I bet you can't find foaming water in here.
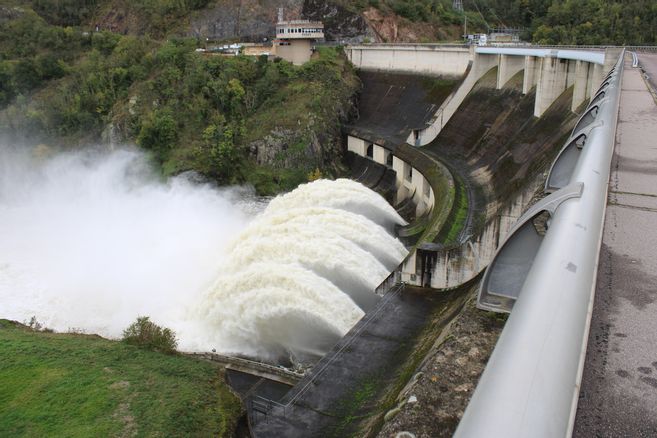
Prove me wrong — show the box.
[0,144,408,362]
[198,179,408,362]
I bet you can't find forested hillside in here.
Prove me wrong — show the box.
[0,0,654,192]
[0,1,359,194]
[334,0,657,44]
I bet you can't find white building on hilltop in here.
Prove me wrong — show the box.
[273,19,324,65]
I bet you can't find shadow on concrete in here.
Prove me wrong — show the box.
[346,71,460,148]
[250,284,468,437]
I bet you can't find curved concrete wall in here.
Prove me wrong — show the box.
[427,179,541,289]
[345,44,471,77]
[347,136,434,216]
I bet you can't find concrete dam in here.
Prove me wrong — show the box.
[246,44,641,437]
[2,39,648,437]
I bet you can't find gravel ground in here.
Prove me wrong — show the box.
[377,290,506,438]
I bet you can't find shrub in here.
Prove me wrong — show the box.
[137,110,178,161]
[122,316,178,354]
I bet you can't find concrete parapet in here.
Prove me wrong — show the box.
[497,54,525,89]
[345,44,471,76]
[428,181,539,289]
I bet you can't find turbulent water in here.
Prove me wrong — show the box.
[199,179,408,362]
[0,145,407,362]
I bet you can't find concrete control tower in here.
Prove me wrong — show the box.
[273,17,324,65]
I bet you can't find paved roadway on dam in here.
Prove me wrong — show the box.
[573,54,657,437]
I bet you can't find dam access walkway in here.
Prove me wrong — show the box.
[573,54,657,436]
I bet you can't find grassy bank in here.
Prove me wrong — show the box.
[0,319,241,437]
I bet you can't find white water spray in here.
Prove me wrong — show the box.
[198,179,408,362]
[0,144,408,361]
[0,145,253,348]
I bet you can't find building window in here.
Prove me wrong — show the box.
[366,144,374,158]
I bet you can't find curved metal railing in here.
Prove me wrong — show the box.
[455,50,625,437]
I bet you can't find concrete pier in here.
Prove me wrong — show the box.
[497,54,524,89]
[522,55,539,94]
[572,60,591,111]
[534,56,569,117]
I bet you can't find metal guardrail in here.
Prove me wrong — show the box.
[475,46,605,64]
[631,51,639,68]
[455,51,625,437]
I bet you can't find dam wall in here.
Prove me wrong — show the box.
[345,44,471,76]
[421,72,580,289]
[456,51,625,438]
[348,63,580,289]
[345,44,618,150]
[342,45,622,290]
[347,136,436,216]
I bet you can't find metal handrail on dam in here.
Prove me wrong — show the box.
[455,50,625,438]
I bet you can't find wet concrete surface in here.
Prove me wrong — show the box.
[376,290,506,438]
[250,286,465,438]
[573,56,657,437]
[226,369,292,402]
[346,71,459,148]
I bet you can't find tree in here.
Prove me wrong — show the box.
[137,110,178,161]
[201,121,242,182]
[122,316,178,354]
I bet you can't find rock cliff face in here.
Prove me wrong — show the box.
[363,7,460,43]
[190,0,303,42]
[248,128,321,169]
[301,0,373,43]
[190,0,374,43]
[0,6,24,24]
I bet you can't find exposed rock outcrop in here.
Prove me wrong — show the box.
[190,0,303,42]
[301,0,373,43]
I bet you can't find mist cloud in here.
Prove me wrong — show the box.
[0,144,256,350]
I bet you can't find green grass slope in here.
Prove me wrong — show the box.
[0,319,241,437]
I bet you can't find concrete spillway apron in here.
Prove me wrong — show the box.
[455,52,624,437]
